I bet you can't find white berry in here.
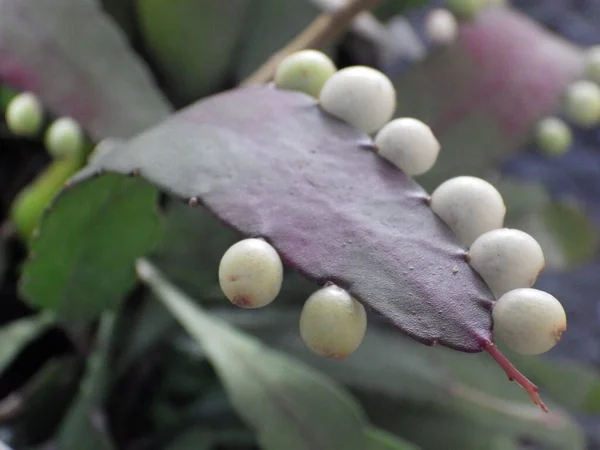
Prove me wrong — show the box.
[45,117,84,159]
[468,229,545,298]
[493,288,566,355]
[564,80,600,128]
[584,46,600,85]
[319,66,396,133]
[374,118,440,176]
[425,9,458,45]
[5,92,43,137]
[430,176,506,248]
[535,116,572,157]
[274,50,337,98]
[218,238,283,308]
[299,285,367,358]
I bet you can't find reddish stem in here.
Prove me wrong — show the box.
[484,341,548,413]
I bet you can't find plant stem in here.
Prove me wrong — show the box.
[447,382,561,426]
[484,341,548,413]
[242,0,382,86]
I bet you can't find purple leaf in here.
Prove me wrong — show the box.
[395,8,584,186]
[74,85,547,410]
[0,0,171,139]
[78,85,494,352]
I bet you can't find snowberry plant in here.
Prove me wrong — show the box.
[5,1,599,448]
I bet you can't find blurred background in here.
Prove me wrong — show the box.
[1,0,600,449]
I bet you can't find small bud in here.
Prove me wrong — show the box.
[469,229,545,298]
[446,0,487,20]
[493,288,566,355]
[319,66,396,133]
[430,176,506,248]
[274,50,337,98]
[535,116,572,157]
[5,92,43,137]
[44,117,84,159]
[374,118,440,176]
[584,46,600,85]
[564,80,600,128]
[299,285,367,358]
[425,9,458,45]
[218,238,283,308]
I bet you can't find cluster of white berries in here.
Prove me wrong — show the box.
[535,45,600,156]
[430,176,566,355]
[217,48,566,360]
[218,238,366,358]
[4,91,84,159]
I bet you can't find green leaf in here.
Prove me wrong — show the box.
[20,175,160,320]
[57,313,116,450]
[540,201,599,266]
[137,259,368,450]
[137,0,251,103]
[360,399,522,450]
[365,427,420,450]
[220,309,585,450]
[0,313,54,375]
[0,0,171,140]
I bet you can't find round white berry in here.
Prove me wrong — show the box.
[535,116,572,157]
[319,66,396,133]
[5,92,43,137]
[45,117,84,159]
[374,118,440,176]
[299,285,367,358]
[218,238,283,308]
[274,50,337,98]
[468,229,545,298]
[430,176,506,248]
[493,288,566,355]
[425,9,458,45]
[584,46,600,85]
[564,80,600,128]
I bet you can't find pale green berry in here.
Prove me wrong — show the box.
[218,238,283,308]
[564,80,600,128]
[5,92,43,136]
[468,229,545,298]
[584,46,600,85]
[299,285,367,358]
[44,117,84,159]
[535,117,572,157]
[446,0,487,20]
[430,176,506,248]
[425,8,458,45]
[374,118,440,176]
[493,288,566,355]
[319,66,396,133]
[274,50,337,98]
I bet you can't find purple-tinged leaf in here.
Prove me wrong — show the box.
[74,85,548,410]
[394,8,584,186]
[0,0,171,139]
[81,85,493,350]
